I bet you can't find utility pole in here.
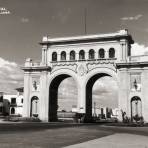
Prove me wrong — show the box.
[84,8,87,35]
[94,102,96,116]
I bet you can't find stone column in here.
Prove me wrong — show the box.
[86,51,89,60]
[76,52,79,61]
[95,50,98,59]
[141,70,148,122]
[105,50,108,59]
[120,40,128,62]
[118,70,130,121]
[67,51,70,61]
[39,71,49,122]
[57,51,61,61]
[42,45,48,65]
[23,72,31,117]
[77,78,86,114]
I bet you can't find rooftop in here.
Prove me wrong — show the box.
[40,29,134,45]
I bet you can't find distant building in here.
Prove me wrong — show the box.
[72,105,118,119]
[3,87,24,116]
[0,92,4,116]
[71,105,78,113]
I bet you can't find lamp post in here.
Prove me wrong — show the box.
[94,102,96,117]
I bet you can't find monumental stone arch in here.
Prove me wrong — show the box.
[22,29,148,122]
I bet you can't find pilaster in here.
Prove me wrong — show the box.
[23,72,31,117]
[39,71,49,121]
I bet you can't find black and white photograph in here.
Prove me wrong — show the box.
[0,0,148,147]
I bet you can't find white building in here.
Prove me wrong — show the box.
[3,87,24,116]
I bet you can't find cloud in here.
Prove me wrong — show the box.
[21,18,29,23]
[52,8,72,24]
[131,43,148,56]
[58,76,118,111]
[121,14,142,21]
[0,57,23,94]
[0,7,10,15]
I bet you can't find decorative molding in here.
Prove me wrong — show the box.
[77,64,88,76]
[22,66,51,72]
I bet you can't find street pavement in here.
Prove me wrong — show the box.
[0,122,147,147]
[64,133,148,148]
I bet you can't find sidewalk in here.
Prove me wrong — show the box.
[64,133,148,148]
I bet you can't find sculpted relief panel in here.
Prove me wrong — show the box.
[51,62,77,74]
[51,60,117,75]
[32,76,40,91]
[77,64,88,76]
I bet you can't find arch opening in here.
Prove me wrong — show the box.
[85,73,118,122]
[49,74,78,122]
[61,51,66,61]
[79,50,85,60]
[70,51,75,61]
[52,52,57,61]
[89,49,95,59]
[30,96,39,117]
[131,96,142,122]
[11,107,15,115]
[98,48,105,58]
[109,48,115,58]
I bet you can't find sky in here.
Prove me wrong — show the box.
[0,0,148,109]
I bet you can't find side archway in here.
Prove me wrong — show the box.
[131,96,142,122]
[30,96,39,117]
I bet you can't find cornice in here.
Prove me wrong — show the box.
[22,66,51,72]
[116,62,148,69]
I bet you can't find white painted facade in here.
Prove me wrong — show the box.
[3,89,23,116]
[22,29,148,123]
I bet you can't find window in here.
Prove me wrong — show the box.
[98,48,105,58]
[11,98,16,104]
[61,51,66,61]
[79,50,85,60]
[70,51,75,60]
[52,52,57,61]
[21,99,23,103]
[0,107,3,113]
[0,96,3,102]
[11,108,15,114]
[109,48,115,58]
[89,49,95,59]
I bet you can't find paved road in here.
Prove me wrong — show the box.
[0,123,148,148]
[64,133,148,148]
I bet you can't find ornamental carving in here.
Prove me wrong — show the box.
[32,76,40,91]
[77,64,87,76]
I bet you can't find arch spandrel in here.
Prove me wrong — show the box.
[48,68,80,89]
[84,67,119,87]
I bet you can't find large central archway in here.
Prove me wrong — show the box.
[49,74,78,122]
[85,73,118,122]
